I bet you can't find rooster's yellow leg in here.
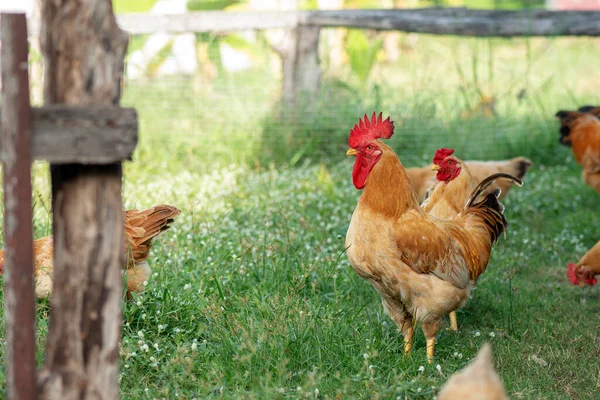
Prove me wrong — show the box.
[426,337,436,364]
[381,297,414,355]
[449,311,458,332]
[421,320,440,365]
[403,325,414,355]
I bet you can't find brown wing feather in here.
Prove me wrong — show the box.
[124,205,181,264]
[396,173,522,287]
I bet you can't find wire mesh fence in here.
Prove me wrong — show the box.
[118,27,600,171]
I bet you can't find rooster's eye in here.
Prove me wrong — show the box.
[366,145,373,150]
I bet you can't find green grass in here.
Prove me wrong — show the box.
[1,34,600,398]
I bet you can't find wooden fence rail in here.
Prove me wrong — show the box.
[108,9,600,36]
[24,8,600,106]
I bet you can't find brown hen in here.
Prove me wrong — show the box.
[0,204,180,298]
[556,106,600,194]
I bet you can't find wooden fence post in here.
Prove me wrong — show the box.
[274,25,322,108]
[36,0,129,398]
[0,12,37,400]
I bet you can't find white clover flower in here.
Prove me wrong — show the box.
[153,343,159,350]
[137,331,144,338]
[489,331,496,338]
[436,364,442,373]
[184,284,191,290]
[418,366,425,373]
[141,314,146,319]
[136,301,142,307]
[474,331,481,337]
[191,342,197,351]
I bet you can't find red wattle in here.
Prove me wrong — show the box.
[352,155,369,189]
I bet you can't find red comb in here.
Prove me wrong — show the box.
[433,148,455,165]
[348,112,394,148]
[567,262,579,285]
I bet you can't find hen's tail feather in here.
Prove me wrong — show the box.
[125,205,181,263]
[512,157,532,180]
[577,105,600,114]
[464,173,522,244]
[556,107,600,138]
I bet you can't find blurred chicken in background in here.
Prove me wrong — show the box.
[556,105,600,195]
[566,239,600,288]
[407,156,532,203]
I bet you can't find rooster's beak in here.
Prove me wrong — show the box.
[346,148,358,157]
[432,165,440,171]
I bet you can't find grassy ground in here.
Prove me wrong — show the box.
[1,34,600,398]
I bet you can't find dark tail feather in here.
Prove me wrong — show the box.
[464,173,523,244]
[466,173,523,208]
[577,105,600,113]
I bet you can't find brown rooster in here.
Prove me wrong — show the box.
[0,204,180,298]
[422,148,520,331]
[556,106,600,195]
[438,343,508,400]
[422,148,478,332]
[345,112,522,363]
[407,156,531,203]
[566,239,600,288]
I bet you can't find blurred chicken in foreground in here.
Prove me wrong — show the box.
[438,343,508,400]
[408,156,532,203]
[555,105,600,195]
[0,205,180,298]
[566,239,600,288]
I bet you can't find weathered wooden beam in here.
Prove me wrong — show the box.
[34,106,137,163]
[0,12,37,400]
[302,8,600,37]
[37,0,130,398]
[107,9,600,37]
[115,10,300,34]
[0,106,138,164]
